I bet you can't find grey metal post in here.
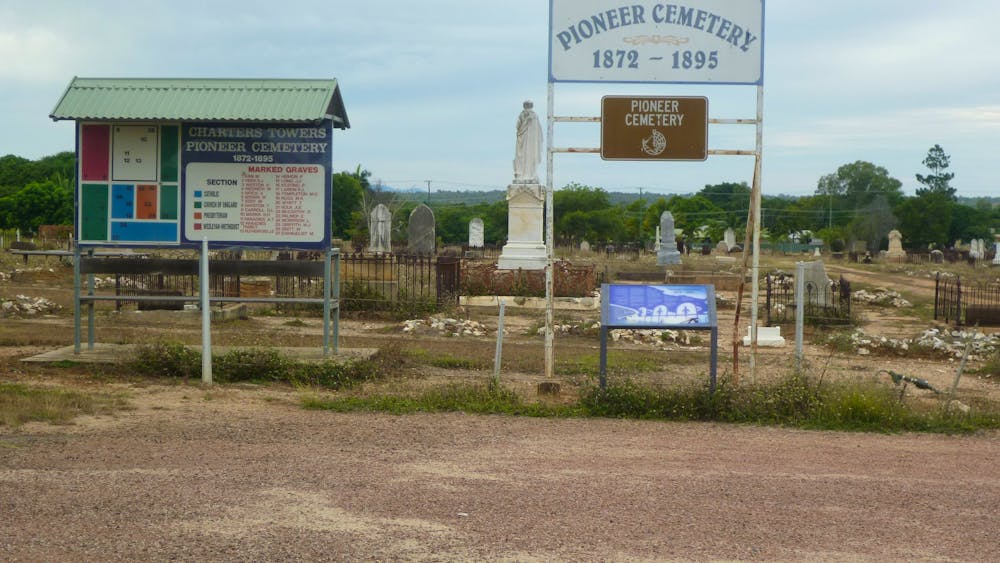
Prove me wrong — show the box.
[200,238,212,385]
[73,241,81,354]
[323,246,332,358]
[332,248,340,354]
[599,326,608,391]
[492,300,506,384]
[795,261,806,371]
[710,327,718,393]
[87,248,95,350]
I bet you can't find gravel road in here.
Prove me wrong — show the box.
[2,385,998,561]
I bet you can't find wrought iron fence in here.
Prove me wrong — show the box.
[935,274,1000,326]
[764,272,853,326]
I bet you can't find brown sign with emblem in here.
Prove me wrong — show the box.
[601,96,708,161]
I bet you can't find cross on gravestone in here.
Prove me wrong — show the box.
[368,204,392,254]
[407,204,436,254]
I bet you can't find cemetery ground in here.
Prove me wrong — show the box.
[2,251,999,560]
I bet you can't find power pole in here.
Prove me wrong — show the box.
[425,180,431,203]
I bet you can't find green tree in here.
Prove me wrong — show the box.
[895,191,953,249]
[815,161,904,214]
[331,171,363,238]
[0,179,73,231]
[915,144,956,199]
[848,194,897,251]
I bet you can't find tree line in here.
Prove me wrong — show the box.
[3,145,997,251]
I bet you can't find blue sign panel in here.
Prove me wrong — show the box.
[181,122,333,249]
[604,283,716,328]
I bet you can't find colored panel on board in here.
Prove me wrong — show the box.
[160,125,179,182]
[110,221,178,243]
[136,185,158,219]
[80,125,110,181]
[80,184,109,241]
[111,184,135,219]
[160,185,178,220]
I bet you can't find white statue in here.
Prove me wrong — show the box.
[513,100,543,184]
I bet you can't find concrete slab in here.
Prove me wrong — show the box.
[22,344,378,365]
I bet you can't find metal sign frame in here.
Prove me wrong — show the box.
[598,283,718,391]
[543,0,766,383]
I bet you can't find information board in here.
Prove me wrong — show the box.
[599,283,719,391]
[181,123,331,248]
[76,121,333,248]
[601,96,708,160]
[549,0,764,84]
[603,283,716,328]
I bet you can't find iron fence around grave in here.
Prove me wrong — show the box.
[338,252,460,313]
[935,274,1000,326]
[763,272,853,326]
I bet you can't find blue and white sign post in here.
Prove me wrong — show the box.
[600,283,719,392]
[546,0,765,383]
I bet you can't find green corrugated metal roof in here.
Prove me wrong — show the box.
[50,77,349,128]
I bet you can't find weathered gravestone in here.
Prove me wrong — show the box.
[800,260,832,307]
[886,230,906,260]
[580,240,591,252]
[656,211,681,265]
[715,240,729,254]
[723,227,736,251]
[468,218,484,248]
[407,204,436,254]
[970,239,982,259]
[368,204,392,254]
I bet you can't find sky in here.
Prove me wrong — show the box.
[1,0,998,198]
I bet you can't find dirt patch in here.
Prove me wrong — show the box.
[2,383,998,561]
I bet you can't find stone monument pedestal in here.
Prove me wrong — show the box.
[498,183,547,270]
[656,211,681,266]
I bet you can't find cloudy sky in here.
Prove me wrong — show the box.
[1,0,998,197]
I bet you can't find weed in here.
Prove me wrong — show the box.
[0,383,128,428]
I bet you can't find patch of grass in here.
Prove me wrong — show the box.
[556,350,666,376]
[0,383,128,428]
[579,373,1000,433]
[283,318,307,327]
[407,349,490,370]
[126,342,386,390]
[302,380,573,417]
[301,372,1000,434]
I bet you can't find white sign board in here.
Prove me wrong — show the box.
[184,162,326,244]
[549,0,764,84]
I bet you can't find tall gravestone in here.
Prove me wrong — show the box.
[993,236,1000,265]
[656,211,681,265]
[468,218,484,248]
[886,229,906,260]
[407,204,436,254]
[368,203,392,254]
[723,227,736,251]
[970,239,982,259]
[499,100,547,270]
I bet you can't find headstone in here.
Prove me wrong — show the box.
[886,229,906,260]
[800,260,831,306]
[994,237,1000,265]
[723,227,736,251]
[468,218,484,248]
[407,204,436,254]
[715,240,729,254]
[656,211,681,265]
[654,226,661,252]
[969,239,981,259]
[580,240,591,252]
[368,204,392,254]
[499,101,547,270]
[930,249,944,264]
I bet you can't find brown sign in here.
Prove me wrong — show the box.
[601,96,708,161]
